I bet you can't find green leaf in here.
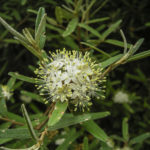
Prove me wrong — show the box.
[130,132,150,145]
[47,24,63,34]
[35,7,46,49]
[46,17,57,26]
[48,101,68,126]
[61,8,73,20]
[129,38,144,55]
[0,122,11,129]
[48,111,110,130]
[83,137,89,150]
[7,77,16,90]
[21,90,44,103]
[62,17,78,37]
[78,23,102,39]
[21,104,38,141]
[56,129,82,150]
[122,117,129,141]
[5,112,25,123]
[3,39,19,44]
[101,54,123,69]
[0,123,12,145]
[101,20,122,39]
[55,6,63,24]
[0,98,7,115]
[15,36,42,60]
[0,128,31,139]
[0,17,28,44]
[127,49,150,62]
[0,144,39,150]
[35,7,45,33]
[86,17,109,24]
[82,120,108,142]
[0,13,13,20]
[105,39,131,48]
[0,138,12,145]
[8,72,36,83]
[123,103,134,114]
[81,42,111,57]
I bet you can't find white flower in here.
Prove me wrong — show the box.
[35,48,105,111]
[113,91,129,104]
[1,85,12,100]
[55,138,65,145]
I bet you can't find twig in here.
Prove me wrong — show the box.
[34,102,55,130]
[35,102,56,148]
[0,117,24,126]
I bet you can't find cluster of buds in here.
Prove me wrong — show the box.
[35,48,106,111]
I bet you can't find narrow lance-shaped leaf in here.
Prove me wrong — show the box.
[21,104,38,141]
[23,28,35,45]
[105,39,131,48]
[81,42,111,57]
[78,23,102,39]
[35,7,45,33]
[86,17,110,24]
[0,98,7,115]
[0,112,110,139]
[35,7,46,49]
[5,112,25,123]
[127,49,150,62]
[55,6,63,24]
[82,120,108,142]
[83,137,89,150]
[129,132,150,145]
[0,128,31,139]
[101,54,123,69]
[21,90,44,103]
[122,117,129,141]
[63,17,78,37]
[0,138,12,146]
[14,36,42,60]
[48,111,110,131]
[0,17,28,44]
[7,77,16,90]
[8,72,36,83]
[129,38,144,55]
[48,101,68,126]
[0,144,40,150]
[101,20,122,40]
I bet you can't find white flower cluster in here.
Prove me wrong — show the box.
[35,48,105,111]
[113,91,129,104]
[1,85,12,100]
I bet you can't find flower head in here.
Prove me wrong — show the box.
[113,91,129,104]
[35,48,105,111]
